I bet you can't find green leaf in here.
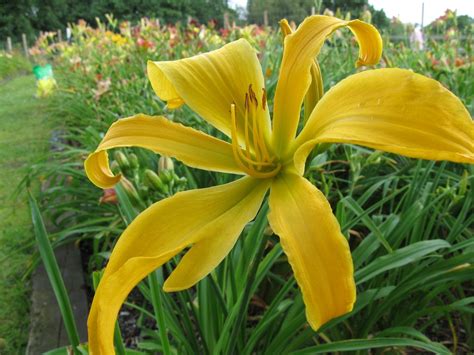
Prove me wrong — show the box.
[28,191,81,354]
[355,240,451,284]
[290,337,450,354]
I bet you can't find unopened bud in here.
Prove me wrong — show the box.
[145,169,169,194]
[160,169,173,184]
[129,153,139,169]
[158,155,174,172]
[120,177,140,203]
[115,151,130,171]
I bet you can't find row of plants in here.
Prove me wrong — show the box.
[0,52,31,81]
[24,13,473,354]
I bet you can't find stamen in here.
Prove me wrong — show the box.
[230,104,252,174]
[257,125,271,162]
[252,110,263,167]
[252,88,271,163]
[261,88,267,111]
[244,94,251,159]
[247,85,264,165]
[229,89,280,179]
[237,148,275,166]
[249,84,258,108]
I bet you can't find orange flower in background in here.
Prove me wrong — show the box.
[99,188,118,204]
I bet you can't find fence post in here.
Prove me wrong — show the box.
[7,37,12,52]
[311,6,315,15]
[224,12,230,29]
[22,33,29,57]
[263,10,269,27]
[58,29,62,42]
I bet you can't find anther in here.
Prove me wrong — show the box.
[248,84,258,108]
[261,88,267,111]
[230,102,280,179]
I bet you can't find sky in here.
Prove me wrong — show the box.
[228,0,474,25]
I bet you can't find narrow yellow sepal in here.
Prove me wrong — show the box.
[84,114,243,189]
[272,15,382,155]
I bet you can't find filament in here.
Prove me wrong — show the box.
[229,92,280,179]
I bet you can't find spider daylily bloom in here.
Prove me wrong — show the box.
[85,15,474,354]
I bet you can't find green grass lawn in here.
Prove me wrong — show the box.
[0,75,53,353]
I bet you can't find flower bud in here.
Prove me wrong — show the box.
[120,176,141,203]
[158,155,174,172]
[160,169,173,184]
[114,151,130,171]
[145,169,169,194]
[129,153,139,169]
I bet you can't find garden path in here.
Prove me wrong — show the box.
[0,75,52,354]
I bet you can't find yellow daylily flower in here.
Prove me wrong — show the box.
[84,15,474,354]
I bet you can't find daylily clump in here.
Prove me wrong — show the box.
[84,15,474,354]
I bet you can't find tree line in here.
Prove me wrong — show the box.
[247,0,390,29]
[0,0,234,41]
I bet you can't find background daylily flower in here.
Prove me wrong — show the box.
[84,15,474,354]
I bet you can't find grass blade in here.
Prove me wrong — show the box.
[290,337,450,354]
[28,190,81,353]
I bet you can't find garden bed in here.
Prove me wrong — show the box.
[24,14,474,354]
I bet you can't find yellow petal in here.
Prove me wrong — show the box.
[147,39,271,141]
[293,68,474,174]
[84,114,242,189]
[268,173,355,330]
[272,15,382,155]
[88,176,270,354]
[280,19,324,124]
[164,183,270,291]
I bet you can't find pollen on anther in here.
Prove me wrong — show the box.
[262,88,267,110]
[248,84,258,108]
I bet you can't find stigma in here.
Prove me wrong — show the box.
[230,85,280,178]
